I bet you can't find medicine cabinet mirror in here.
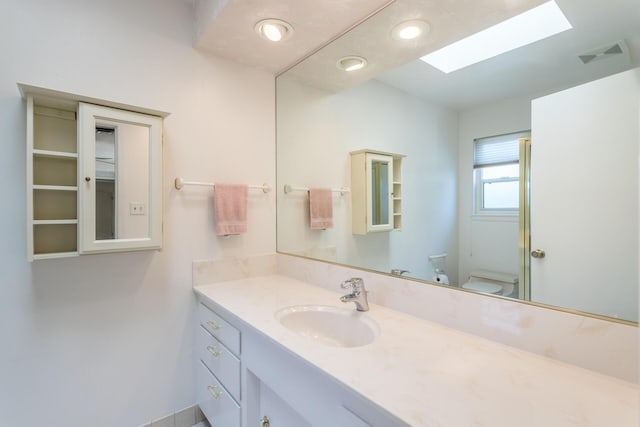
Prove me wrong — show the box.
[275,0,639,323]
[370,157,390,227]
[79,103,163,254]
[22,84,167,260]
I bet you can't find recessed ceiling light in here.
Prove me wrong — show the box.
[420,0,572,73]
[391,19,430,41]
[336,56,368,72]
[255,19,294,42]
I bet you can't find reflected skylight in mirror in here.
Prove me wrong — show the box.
[420,1,572,73]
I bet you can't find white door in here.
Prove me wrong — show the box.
[529,69,638,321]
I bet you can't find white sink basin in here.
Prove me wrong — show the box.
[275,305,379,347]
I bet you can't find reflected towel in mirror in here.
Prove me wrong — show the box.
[309,188,333,230]
[214,183,248,236]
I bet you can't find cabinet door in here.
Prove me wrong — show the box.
[366,153,393,232]
[198,326,241,402]
[197,361,240,427]
[78,103,163,254]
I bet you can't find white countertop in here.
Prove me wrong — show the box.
[194,275,638,427]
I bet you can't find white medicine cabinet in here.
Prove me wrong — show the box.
[21,83,167,261]
[350,149,404,235]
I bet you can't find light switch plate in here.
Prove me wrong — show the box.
[130,202,145,215]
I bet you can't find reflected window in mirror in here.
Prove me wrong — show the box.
[473,131,529,215]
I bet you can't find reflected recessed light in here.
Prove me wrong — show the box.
[420,0,572,73]
[392,19,430,41]
[255,19,294,42]
[336,56,368,72]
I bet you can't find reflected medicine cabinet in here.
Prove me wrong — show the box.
[21,84,167,261]
[350,149,404,234]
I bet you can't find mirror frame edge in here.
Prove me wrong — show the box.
[275,251,638,327]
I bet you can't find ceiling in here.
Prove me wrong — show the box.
[377,0,640,109]
[195,0,640,110]
[193,0,394,73]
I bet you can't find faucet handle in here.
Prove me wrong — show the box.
[340,279,355,290]
[341,277,364,290]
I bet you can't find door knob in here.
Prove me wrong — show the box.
[531,249,546,258]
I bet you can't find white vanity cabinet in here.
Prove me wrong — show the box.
[195,297,407,427]
[196,303,241,426]
[350,149,404,234]
[21,84,167,261]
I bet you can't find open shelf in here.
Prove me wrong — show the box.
[28,99,79,261]
[33,189,77,220]
[33,149,78,159]
[33,219,79,225]
[32,184,78,191]
[33,223,78,255]
[33,252,79,261]
[33,156,77,187]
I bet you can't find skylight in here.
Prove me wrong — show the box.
[420,1,572,73]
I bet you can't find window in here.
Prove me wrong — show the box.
[473,131,529,214]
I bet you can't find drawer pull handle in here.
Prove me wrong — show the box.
[207,345,222,357]
[206,320,221,330]
[207,385,221,399]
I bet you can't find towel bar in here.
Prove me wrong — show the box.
[174,177,271,193]
[284,184,349,196]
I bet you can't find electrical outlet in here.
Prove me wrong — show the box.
[130,203,145,215]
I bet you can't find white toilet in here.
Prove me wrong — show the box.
[462,270,518,297]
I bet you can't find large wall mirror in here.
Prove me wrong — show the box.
[276,0,639,323]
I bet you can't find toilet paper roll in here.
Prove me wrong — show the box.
[434,273,450,285]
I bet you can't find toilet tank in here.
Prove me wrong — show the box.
[469,269,518,285]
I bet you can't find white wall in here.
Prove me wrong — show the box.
[457,96,532,285]
[0,1,275,426]
[277,78,459,282]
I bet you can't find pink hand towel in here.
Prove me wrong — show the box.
[309,188,333,230]
[214,183,248,236]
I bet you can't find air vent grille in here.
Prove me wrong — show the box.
[579,41,627,64]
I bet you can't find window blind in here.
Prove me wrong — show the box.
[473,131,529,168]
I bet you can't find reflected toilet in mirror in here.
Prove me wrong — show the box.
[462,270,518,298]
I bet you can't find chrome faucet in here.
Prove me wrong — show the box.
[391,269,410,276]
[340,278,369,312]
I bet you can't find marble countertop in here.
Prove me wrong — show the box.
[194,275,638,427]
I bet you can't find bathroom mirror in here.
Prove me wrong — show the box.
[371,159,390,226]
[79,103,163,254]
[276,0,639,323]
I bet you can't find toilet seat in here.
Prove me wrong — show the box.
[462,281,503,294]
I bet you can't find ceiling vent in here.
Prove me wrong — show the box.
[578,40,628,64]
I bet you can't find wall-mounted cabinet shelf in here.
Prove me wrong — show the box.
[392,156,403,231]
[350,149,404,234]
[21,83,168,261]
[26,96,78,261]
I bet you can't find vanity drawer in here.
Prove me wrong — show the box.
[197,361,240,427]
[198,303,240,356]
[198,325,241,402]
